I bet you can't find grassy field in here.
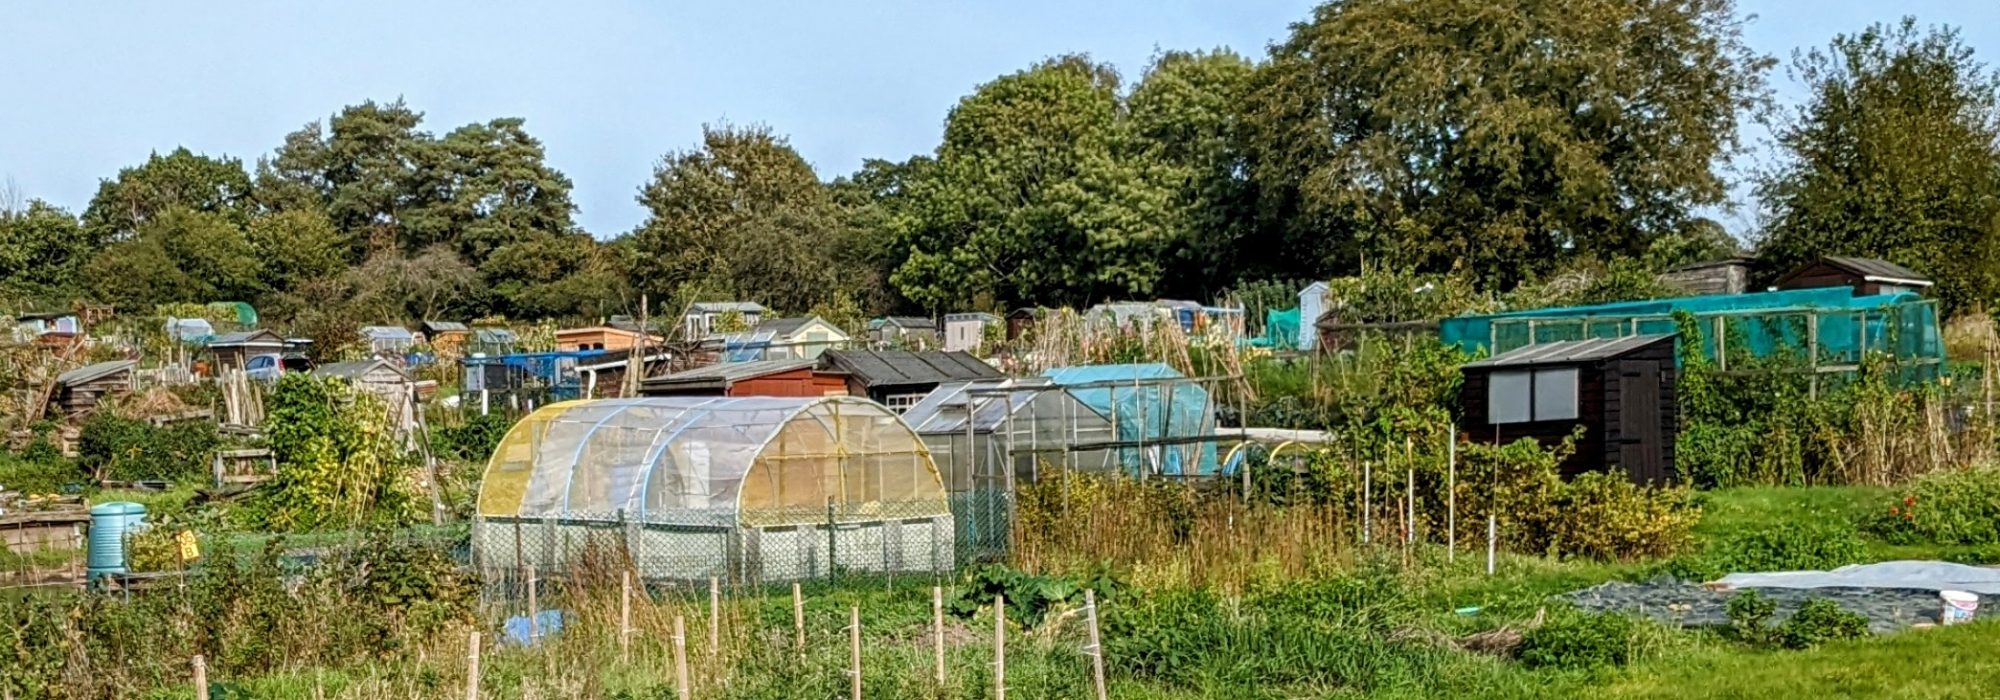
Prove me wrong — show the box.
[26,485,2000,699]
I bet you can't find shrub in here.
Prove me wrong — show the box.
[1518,609,1640,669]
[77,414,220,484]
[264,374,425,530]
[429,411,510,463]
[0,453,86,494]
[1696,518,1866,577]
[1873,466,2000,545]
[1543,472,1699,561]
[1778,599,1869,649]
[1725,590,1778,646]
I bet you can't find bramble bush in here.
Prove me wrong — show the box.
[76,413,219,484]
[263,374,426,530]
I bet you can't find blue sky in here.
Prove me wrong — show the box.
[2,1,1995,239]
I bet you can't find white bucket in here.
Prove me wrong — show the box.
[1940,590,1979,625]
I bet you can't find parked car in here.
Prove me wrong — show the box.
[245,353,314,382]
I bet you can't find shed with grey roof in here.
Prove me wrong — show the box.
[1460,334,1677,484]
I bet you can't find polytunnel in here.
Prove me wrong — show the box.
[473,396,954,583]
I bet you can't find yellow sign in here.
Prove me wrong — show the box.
[176,530,201,561]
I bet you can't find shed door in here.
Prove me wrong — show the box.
[1616,361,1665,484]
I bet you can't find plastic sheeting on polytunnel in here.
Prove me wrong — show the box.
[476,396,949,528]
[1041,364,1220,477]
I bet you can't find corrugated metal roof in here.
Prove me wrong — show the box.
[689,301,768,314]
[362,325,415,340]
[422,320,469,333]
[313,359,410,382]
[209,330,284,347]
[1821,255,1932,285]
[644,358,818,387]
[57,360,135,386]
[755,317,818,338]
[1462,334,1675,369]
[821,350,1001,387]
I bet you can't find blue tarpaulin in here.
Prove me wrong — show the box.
[1042,363,1219,476]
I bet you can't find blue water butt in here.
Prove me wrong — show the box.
[87,502,147,580]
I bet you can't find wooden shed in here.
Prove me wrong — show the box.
[639,359,849,398]
[54,360,136,416]
[555,326,661,352]
[819,349,1003,412]
[1459,334,1678,485]
[1659,257,1752,296]
[1005,308,1039,341]
[1776,256,1934,297]
[420,321,470,353]
[207,330,285,373]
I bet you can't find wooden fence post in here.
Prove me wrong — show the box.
[793,581,806,653]
[850,606,863,700]
[1447,429,1457,563]
[621,570,633,664]
[526,565,540,642]
[1085,590,1107,700]
[933,585,946,686]
[709,576,721,657]
[465,631,481,700]
[192,654,209,700]
[994,594,1006,700]
[674,615,691,700]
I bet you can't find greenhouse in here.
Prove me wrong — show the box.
[1043,364,1221,476]
[473,396,954,583]
[1439,288,1945,374]
[900,379,1118,562]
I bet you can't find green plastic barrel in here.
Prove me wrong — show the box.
[87,502,147,579]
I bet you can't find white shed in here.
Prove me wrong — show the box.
[1298,282,1331,351]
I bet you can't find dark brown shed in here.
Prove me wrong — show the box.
[1459,334,1678,485]
[1775,256,1933,297]
[818,349,1003,411]
[54,360,136,416]
[639,359,849,398]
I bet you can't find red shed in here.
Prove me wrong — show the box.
[639,359,849,398]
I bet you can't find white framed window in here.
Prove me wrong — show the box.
[1488,368,1579,424]
[884,393,925,414]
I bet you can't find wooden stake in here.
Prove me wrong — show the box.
[709,576,721,656]
[1486,514,1497,576]
[1084,590,1107,700]
[793,581,806,653]
[1447,429,1457,563]
[1360,460,1376,548]
[192,654,209,700]
[674,615,691,700]
[526,566,539,643]
[933,586,946,686]
[465,631,481,700]
[620,570,633,664]
[849,605,863,700]
[994,594,1006,700]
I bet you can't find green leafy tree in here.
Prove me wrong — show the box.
[1128,49,1262,297]
[829,156,933,314]
[84,207,264,308]
[1243,0,1771,287]
[626,124,845,314]
[1754,18,2000,312]
[0,200,92,302]
[81,148,253,243]
[893,55,1180,310]
[260,100,429,253]
[246,208,351,295]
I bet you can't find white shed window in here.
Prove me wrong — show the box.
[1489,368,1579,424]
[884,393,925,414]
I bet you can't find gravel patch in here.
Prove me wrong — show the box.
[1565,580,1945,633]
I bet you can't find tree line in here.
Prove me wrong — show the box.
[4,3,1999,336]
